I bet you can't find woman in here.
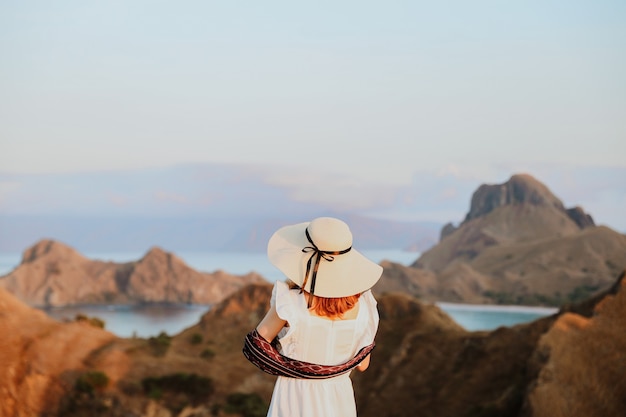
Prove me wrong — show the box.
[251,217,383,417]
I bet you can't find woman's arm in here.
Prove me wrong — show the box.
[256,304,287,342]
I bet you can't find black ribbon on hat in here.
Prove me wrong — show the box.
[301,227,352,307]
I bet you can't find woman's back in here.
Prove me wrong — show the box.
[265,280,379,417]
[273,281,378,365]
[253,217,383,417]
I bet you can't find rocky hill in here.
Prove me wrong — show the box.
[0,287,122,416]
[522,271,626,417]
[0,240,265,307]
[356,269,626,417]
[417,174,596,270]
[1,267,624,417]
[376,174,626,305]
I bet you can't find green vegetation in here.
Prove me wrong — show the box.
[190,332,203,344]
[605,259,618,270]
[200,348,215,360]
[57,371,112,415]
[141,373,214,406]
[75,314,106,329]
[148,331,172,356]
[484,284,602,306]
[483,291,559,306]
[74,371,109,394]
[568,284,601,302]
[224,392,268,417]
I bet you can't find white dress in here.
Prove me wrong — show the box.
[267,280,379,417]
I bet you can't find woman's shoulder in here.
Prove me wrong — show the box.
[361,289,378,307]
[273,280,300,300]
[360,290,379,325]
[272,280,305,322]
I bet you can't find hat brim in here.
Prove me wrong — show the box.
[267,222,383,298]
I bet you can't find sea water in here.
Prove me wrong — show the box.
[0,250,557,336]
[436,302,557,331]
[44,303,210,338]
[41,301,557,338]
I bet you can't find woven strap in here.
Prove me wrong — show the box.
[243,329,375,379]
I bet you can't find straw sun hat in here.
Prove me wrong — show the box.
[267,217,383,298]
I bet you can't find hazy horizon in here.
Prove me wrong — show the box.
[1,2,625,238]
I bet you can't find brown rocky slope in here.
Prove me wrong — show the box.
[0,287,124,417]
[354,269,625,417]
[522,270,626,417]
[2,269,624,417]
[0,239,265,307]
[375,174,626,305]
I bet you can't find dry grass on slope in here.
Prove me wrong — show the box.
[0,287,121,417]
[523,271,626,417]
[469,226,626,297]
[353,291,556,417]
[415,204,582,272]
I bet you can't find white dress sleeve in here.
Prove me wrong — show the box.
[271,280,303,358]
[356,290,379,349]
[272,280,298,324]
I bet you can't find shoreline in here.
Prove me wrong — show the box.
[436,301,559,315]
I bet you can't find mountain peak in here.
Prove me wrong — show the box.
[462,173,594,229]
[140,246,171,261]
[414,173,605,274]
[21,239,86,264]
[464,173,565,223]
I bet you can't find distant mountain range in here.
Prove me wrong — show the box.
[0,163,440,252]
[0,214,440,253]
[1,163,625,252]
[0,240,263,307]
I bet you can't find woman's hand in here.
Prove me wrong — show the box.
[356,354,371,372]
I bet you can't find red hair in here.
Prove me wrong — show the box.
[287,280,360,319]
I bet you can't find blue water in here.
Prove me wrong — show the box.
[42,301,557,338]
[0,249,557,337]
[44,304,210,338]
[436,303,556,332]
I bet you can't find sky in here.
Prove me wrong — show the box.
[1,1,625,229]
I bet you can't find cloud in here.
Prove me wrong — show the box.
[434,187,459,203]
[107,192,129,207]
[261,169,399,211]
[0,181,22,204]
[153,191,189,205]
[0,162,623,231]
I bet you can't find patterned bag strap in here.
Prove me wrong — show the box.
[242,329,375,379]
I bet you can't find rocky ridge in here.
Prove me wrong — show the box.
[462,173,584,224]
[375,174,626,305]
[0,240,265,307]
